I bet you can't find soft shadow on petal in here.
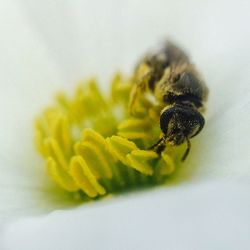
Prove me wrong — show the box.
[2,181,250,250]
[169,96,250,184]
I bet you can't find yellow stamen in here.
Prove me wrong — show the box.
[70,156,106,197]
[46,157,78,192]
[34,74,178,200]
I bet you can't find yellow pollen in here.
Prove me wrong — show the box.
[34,73,179,199]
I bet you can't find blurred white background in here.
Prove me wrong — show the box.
[0,0,250,249]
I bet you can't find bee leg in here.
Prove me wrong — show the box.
[148,137,166,155]
[129,64,152,114]
[181,138,191,161]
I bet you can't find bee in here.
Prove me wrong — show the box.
[129,41,208,161]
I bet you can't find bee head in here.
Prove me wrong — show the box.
[160,105,205,145]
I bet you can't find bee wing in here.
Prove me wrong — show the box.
[136,40,189,70]
[160,40,190,65]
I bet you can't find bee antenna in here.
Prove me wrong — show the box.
[181,137,191,161]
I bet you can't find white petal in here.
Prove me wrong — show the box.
[176,96,250,182]
[0,0,249,225]
[2,180,250,250]
[0,0,78,220]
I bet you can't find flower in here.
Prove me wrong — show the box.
[0,0,250,249]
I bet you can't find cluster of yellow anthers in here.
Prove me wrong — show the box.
[34,74,178,199]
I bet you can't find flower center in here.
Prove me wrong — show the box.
[34,73,177,199]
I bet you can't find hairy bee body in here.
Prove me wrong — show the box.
[130,41,209,160]
[135,42,208,107]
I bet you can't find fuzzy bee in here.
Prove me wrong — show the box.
[129,41,208,161]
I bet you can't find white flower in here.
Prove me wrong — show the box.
[0,0,250,249]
